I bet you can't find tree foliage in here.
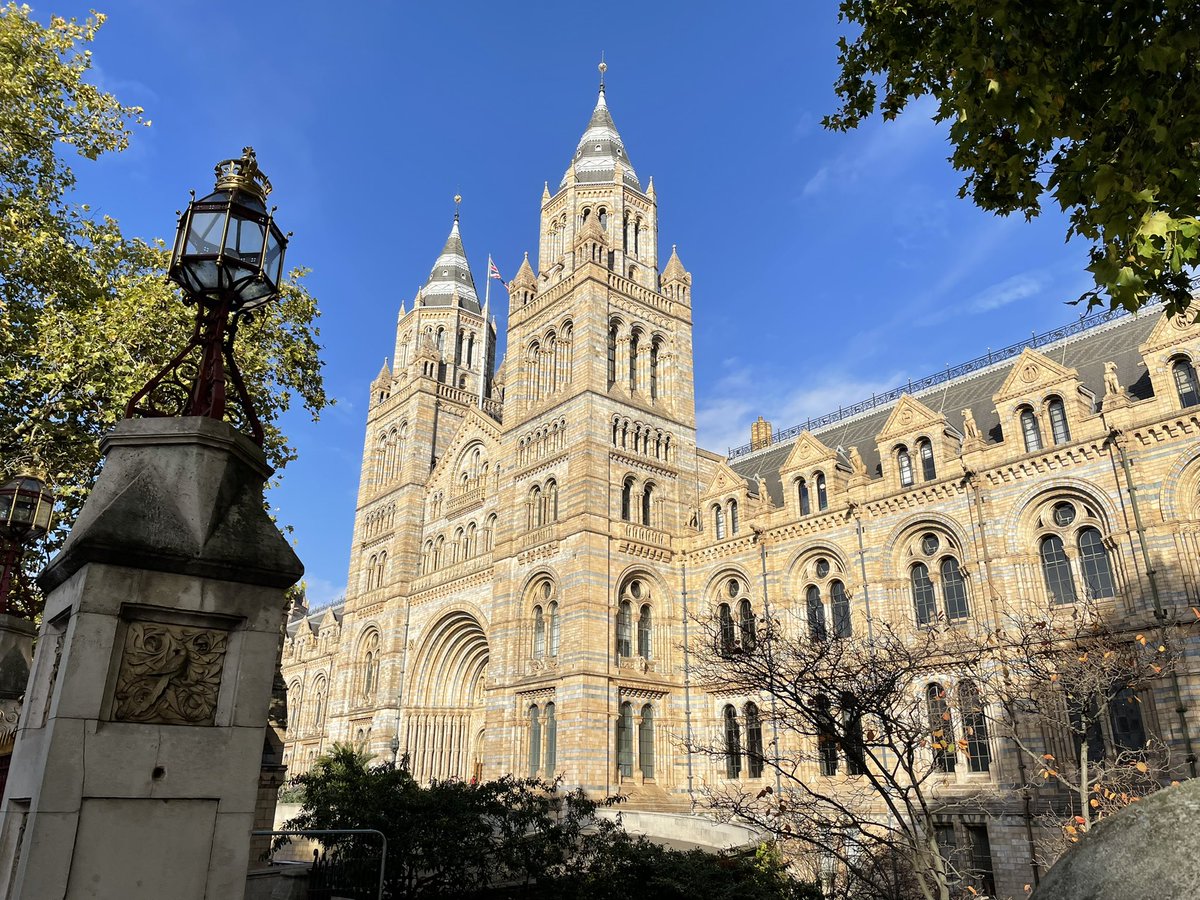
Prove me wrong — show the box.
[280,744,815,899]
[828,1,1200,316]
[0,4,327,543]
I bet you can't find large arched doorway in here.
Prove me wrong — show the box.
[406,610,489,781]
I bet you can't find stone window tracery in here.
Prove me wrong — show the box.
[802,555,852,640]
[905,530,970,625]
[1034,498,1115,603]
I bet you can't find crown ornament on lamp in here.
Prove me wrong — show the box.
[125,147,290,444]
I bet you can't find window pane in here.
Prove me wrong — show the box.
[549,601,560,657]
[898,448,914,487]
[842,693,866,775]
[739,598,756,649]
[959,681,991,772]
[639,705,655,778]
[1048,398,1071,444]
[1021,408,1043,452]
[529,706,541,777]
[533,606,546,657]
[911,563,937,625]
[637,604,652,658]
[816,696,838,776]
[940,558,970,620]
[724,706,742,778]
[920,440,936,481]
[926,684,956,773]
[816,472,828,511]
[729,500,740,534]
[745,703,765,778]
[1040,534,1078,604]
[1173,359,1200,408]
[719,603,736,655]
[617,703,634,777]
[807,585,827,641]
[617,601,632,657]
[1109,687,1147,750]
[831,580,852,638]
[1077,526,1115,599]
[799,478,811,516]
[714,506,726,540]
[965,825,996,896]
[544,703,557,773]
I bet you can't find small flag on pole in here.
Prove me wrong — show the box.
[488,258,505,282]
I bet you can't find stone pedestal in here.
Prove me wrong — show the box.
[0,418,302,900]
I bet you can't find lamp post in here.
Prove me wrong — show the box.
[390,734,400,766]
[0,470,54,619]
[125,147,289,444]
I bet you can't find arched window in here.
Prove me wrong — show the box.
[1020,406,1043,452]
[617,702,634,777]
[628,330,639,393]
[637,604,652,658]
[798,478,811,516]
[528,704,542,777]
[617,600,633,658]
[733,702,760,779]
[815,472,828,511]
[1077,526,1115,598]
[831,580,852,638]
[639,704,655,778]
[713,504,726,540]
[649,338,660,401]
[718,603,736,655]
[361,632,380,699]
[806,585,827,641]
[1109,686,1147,750]
[528,485,542,529]
[484,513,497,551]
[738,596,756,650]
[723,705,742,778]
[642,483,653,526]
[544,703,557,773]
[959,680,991,772]
[621,478,634,522]
[607,322,619,388]
[546,479,559,523]
[897,446,914,487]
[940,558,970,620]
[816,695,838,776]
[728,499,740,535]
[1172,357,1200,408]
[548,601,560,657]
[1040,534,1078,605]
[1047,397,1071,444]
[926,684,956,773]
[919,439,936,481]
[842,692,866,775]
[911,562,937,625]
[313,682,326,729]
[533,605,546,657]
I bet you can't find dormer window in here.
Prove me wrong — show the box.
[897,446,914,487]
[918,439,936,481]
[1172,357,1200,408]
[1047,396,1071,444]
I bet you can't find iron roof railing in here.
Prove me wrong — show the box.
[726,305,1134,460]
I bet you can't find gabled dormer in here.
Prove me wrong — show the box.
[778,431,843,517]
[700,462,757,542]
[1138,310,1200,414]
[992,348,1094,454]
[875,394,955,491]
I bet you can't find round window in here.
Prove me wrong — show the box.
[921,533,940,556]
[727,578,740,598]
[542,582,552,600]
[815,558,830,579]
[629,580,643,599]
[1053,502,1077,527]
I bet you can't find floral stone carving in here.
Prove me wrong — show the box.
[113,621,229,725]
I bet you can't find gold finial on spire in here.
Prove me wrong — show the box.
[453,193,462,220]
[598,52,607,89]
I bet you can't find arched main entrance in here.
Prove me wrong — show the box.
[406,610,488,781]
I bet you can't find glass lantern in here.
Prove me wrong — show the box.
[0,471,54,542]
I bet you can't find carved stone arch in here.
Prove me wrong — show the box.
[881,512,974,581]
[408,605,491,707]
[1158,442,1200,523]
[784,541,855,587]
[1004,476,1122,553]
[519,566,560,601]
[702,565,756,601]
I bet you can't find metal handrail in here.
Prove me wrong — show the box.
[726,305,1138,459]
[253,828,387,900]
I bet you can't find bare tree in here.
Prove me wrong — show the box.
[689,611,996,900]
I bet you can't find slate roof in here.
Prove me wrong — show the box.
[421,216,481,312]
[729,309,1162,505]
[560,85,641,191]
[287,602,345,639]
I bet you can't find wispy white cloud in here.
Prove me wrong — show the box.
[696,358,906,454]
[303,576,345,610]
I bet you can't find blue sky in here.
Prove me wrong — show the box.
[50,1,1094,607]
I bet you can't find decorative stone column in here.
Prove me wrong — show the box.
[0,417,303,900]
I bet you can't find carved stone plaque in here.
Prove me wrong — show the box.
[113,621,229,725]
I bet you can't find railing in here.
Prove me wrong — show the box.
[520,523,557,551]
[445,485,485,517]
[727,305,1138,459]
[621,522,670,547]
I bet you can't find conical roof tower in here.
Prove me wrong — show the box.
[421,209,480,312]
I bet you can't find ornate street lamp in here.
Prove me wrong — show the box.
[125,147,289,443]
[0,470,55,618]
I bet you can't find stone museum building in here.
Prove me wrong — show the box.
[281,77,1200,894]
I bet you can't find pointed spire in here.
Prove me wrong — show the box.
[663,244,688,282]
[513,251,536,288]
[398,299,406,317]
[375,358,391,381]
[647,176,655,198]
[542,181,551,202]
[421,204,481,312]
[560,62,640,191]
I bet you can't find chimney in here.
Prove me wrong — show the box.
[750,416,772,451]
